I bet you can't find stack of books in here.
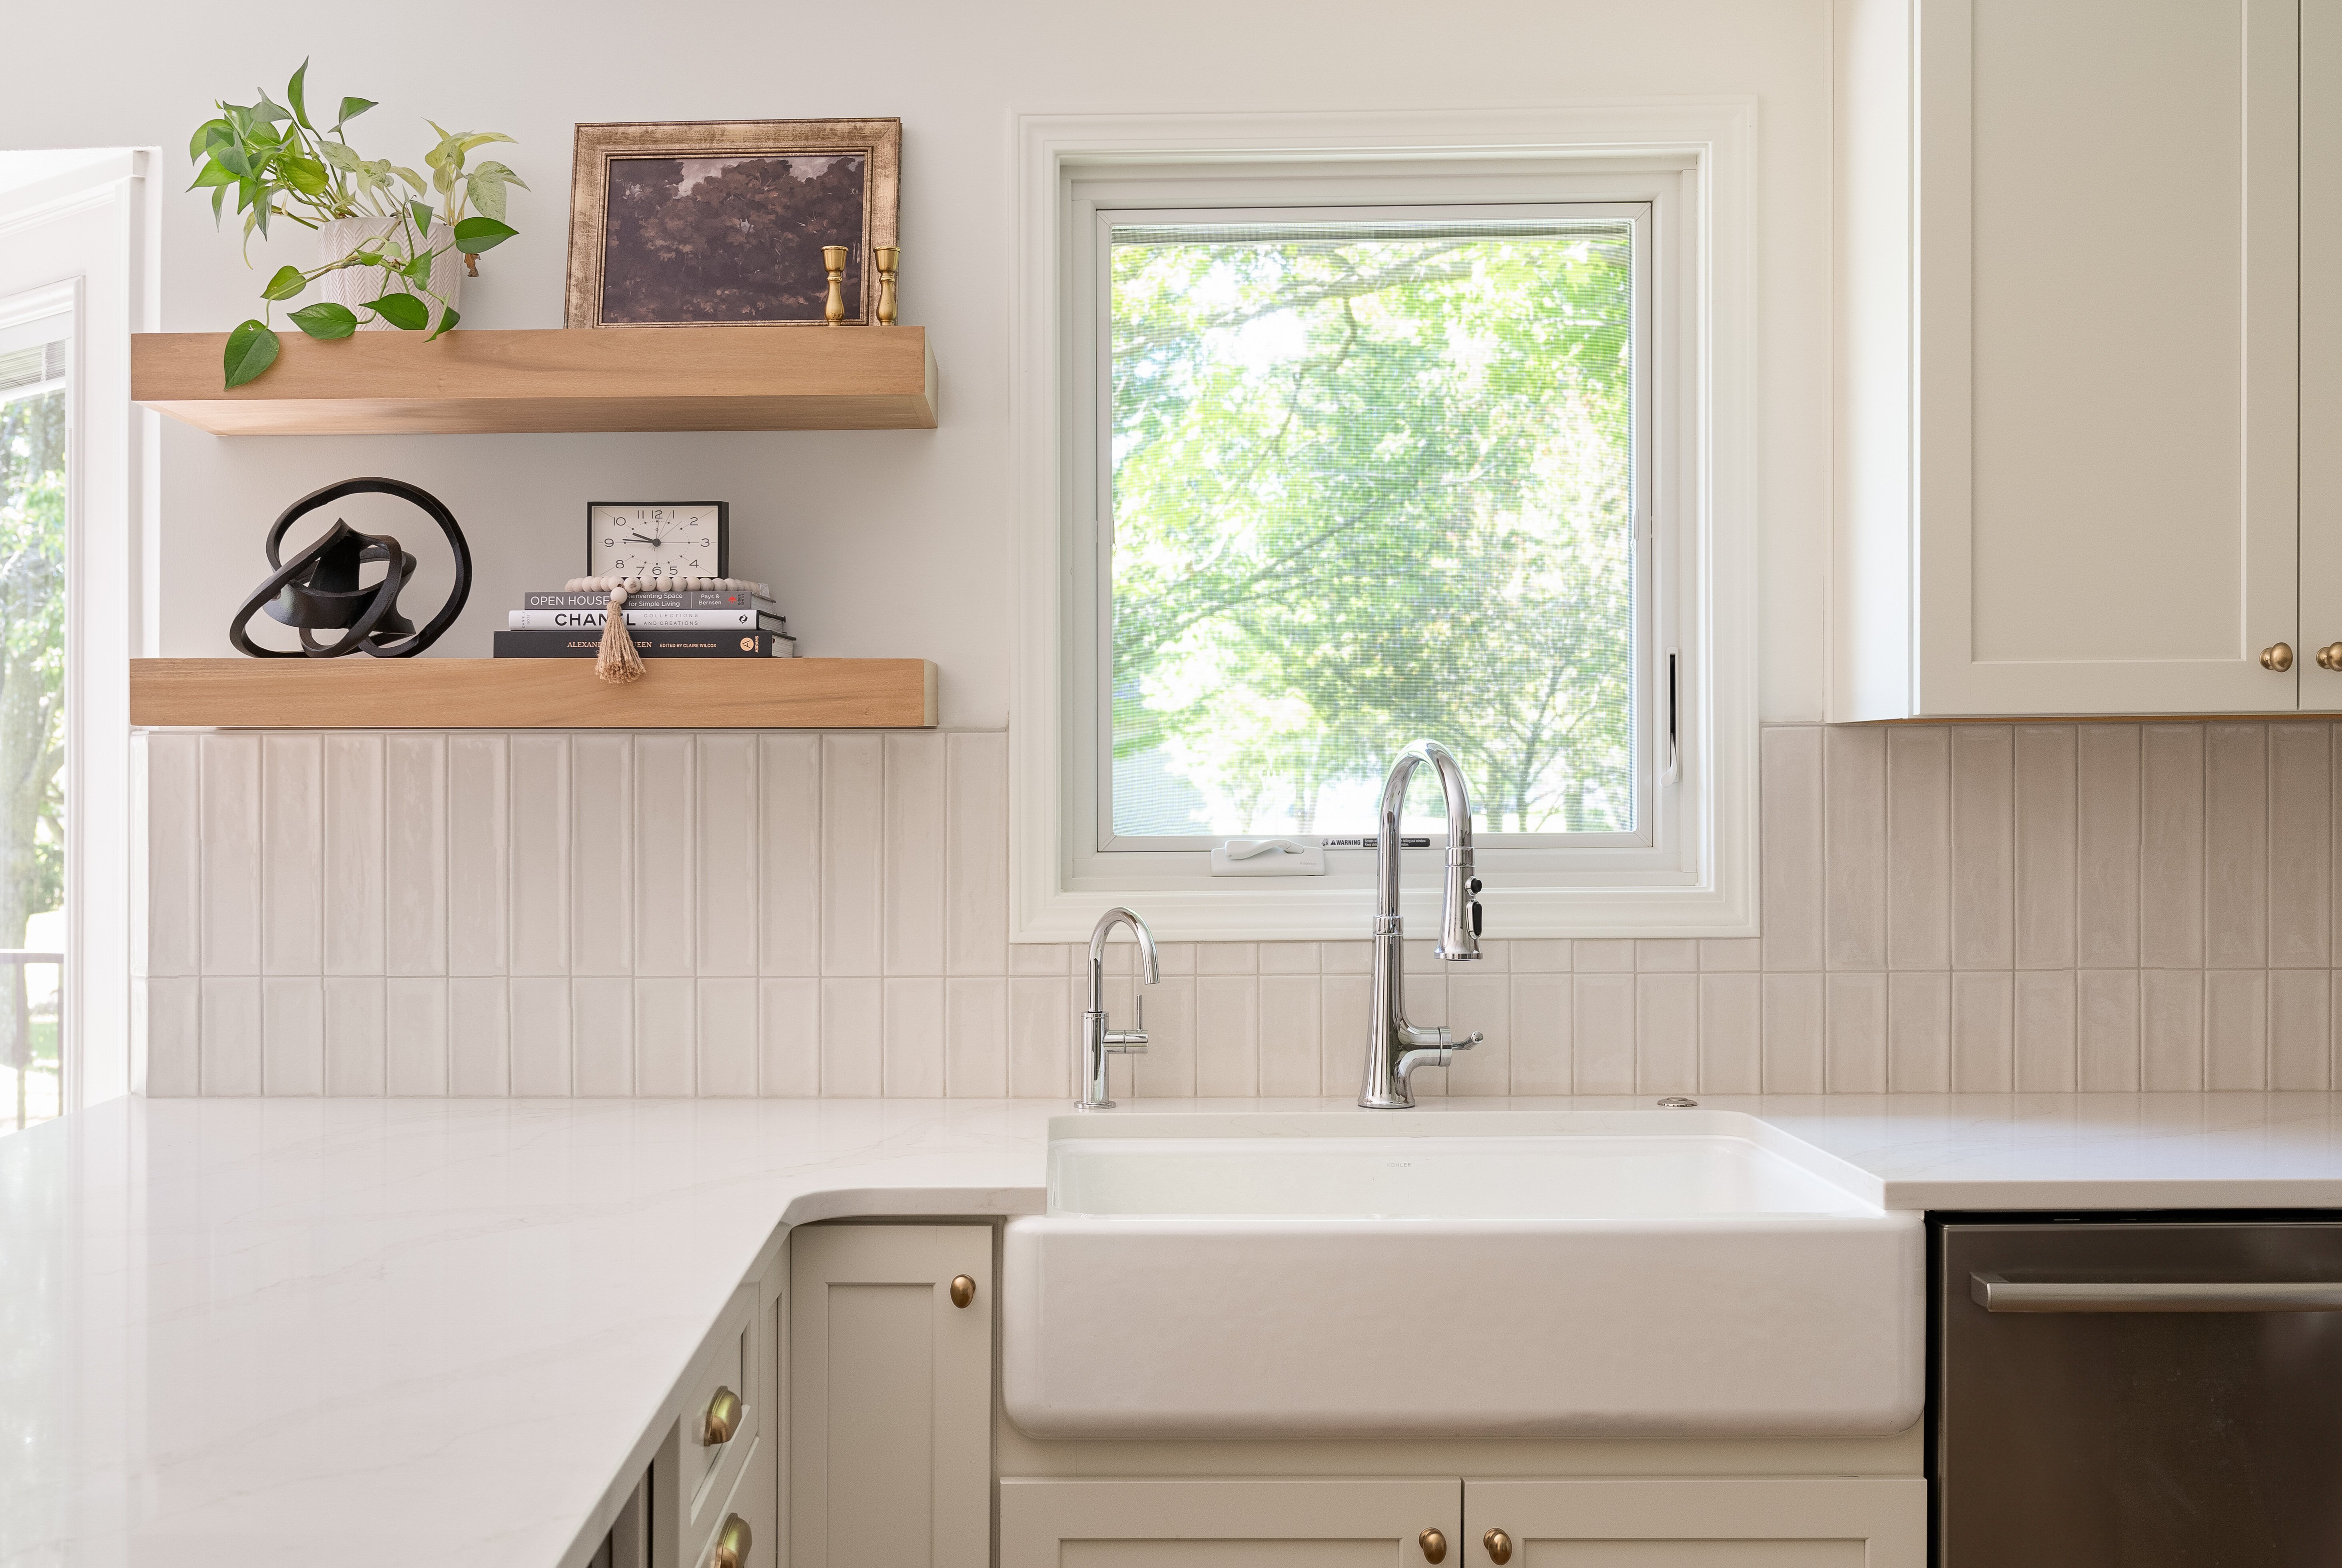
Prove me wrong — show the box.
[493,587,797,659]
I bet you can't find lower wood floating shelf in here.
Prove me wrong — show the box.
[129,658,937,730]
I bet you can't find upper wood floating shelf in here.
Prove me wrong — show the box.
[129,658,937,729]
[130,325,938,436]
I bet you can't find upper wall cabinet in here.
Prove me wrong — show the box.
[1835,0,2322,717]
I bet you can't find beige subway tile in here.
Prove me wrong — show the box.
[509,976,571,1096]
[1319,974,1371,1096]
[695,737,758,979]
[1257,976,1323,1098]
[633,976,696,1097]
[1011,942,1072,975]
[448,976,510,1097]
[882,977,946,1096]
[1886,727,1951,970]
[2075,725,2141,967]
[261,976,324,1096]
[758,978,820,1097]
[1510,939,1572,973]
[1951,971,2013,1092]
[2204,969,2268,1089]
[201,736,263,976]
[758,735,821,977]
[1701,938,1762,972]
[1574,939,1635,973]
[946,732,1010,977]
[1196,942,1258,974]
[1636,939,1698,972]
[1469,940,1510,973]
[1635,973,1700,1094]
[1760,725,1825,971]
[571,976,632,1097]
[200,976,261,1096]
[632,736,695,979]
[383,735,447,977]
[1510,974,1572,1094]
[1447,971,1511,1096]
[2269,723,2332,967]
[1573,974,1636,1094]
[1824,725,1888,970]
[384,976,447,1096]
[2270,969,2331,1090]
[1154,942,1197,976]
[1762,974,1826,1093]
[2204,724,2268,968]
[1321,940,1373,974]
[2140,726,2205,968]
[2075,970,2140,1092]
[2141,969,2204,1090]
[1825,973,1888,1093]
[261,736,323,976]
[143,733,202,978]
[1008,976,1072,1098]
[510,736,570,978]
[1950,726,2014,970]
[882,734,948,976]
[446,735,509,979]
[1129,976,1192,1099]
[2013,971,2077,1092]
[1699,973,1762,1094]
[1260,942,1322,974]
[820,736,885,977]
[820,976,883,1096]
[571,737,633,977]
[1887,971,1950,1092]
[941,978,1007,1100]
[2013,725,2077,969]
[140,978,202,1098]
[1193,976,1259,1096]
[321,976,385,1097]
[696,978,758,1098]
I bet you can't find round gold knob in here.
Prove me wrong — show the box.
[701,1386,741,1446]
[2319,642,2342,672]
[710,1512,752,1568]
[1483,1528,1513,1565]
[1420,1527,1448,1564]
[2262,642,2296,671]
[950,1274,976,1309]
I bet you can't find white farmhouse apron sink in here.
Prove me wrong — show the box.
[1001,1111,1923,1440]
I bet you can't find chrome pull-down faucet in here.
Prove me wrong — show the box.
[1078,906,1159,1110]
[1359,739,1484,1109]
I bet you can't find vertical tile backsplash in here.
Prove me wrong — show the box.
[133,721,2342,1098]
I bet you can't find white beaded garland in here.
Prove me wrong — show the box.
[564,574,771,599]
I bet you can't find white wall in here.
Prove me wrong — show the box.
[0,0,1835,726]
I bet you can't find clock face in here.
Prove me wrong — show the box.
[588,502,729,582]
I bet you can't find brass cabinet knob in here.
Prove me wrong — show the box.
[950,1274,976,1309]
[2319,642,2342,672]
[710,1513,752,1568]
[1483,1528,1513,1565]
[1420,1527,1448,1564]
[701,1386,741,1446]
[2262,642,2296,671]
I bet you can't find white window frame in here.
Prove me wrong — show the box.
[1011,108,1757,943]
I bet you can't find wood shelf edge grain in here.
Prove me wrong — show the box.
[128,658,938,730]
[130,325,938,435]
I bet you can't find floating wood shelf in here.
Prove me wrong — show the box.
[129,658,937,729]
[130,325,937,435]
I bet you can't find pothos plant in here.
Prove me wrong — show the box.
[188,60,527,387]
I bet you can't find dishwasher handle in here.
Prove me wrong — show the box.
[1972,1272,2342,1313]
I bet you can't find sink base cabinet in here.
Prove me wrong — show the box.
[1002,1477,1922,1568]
[788,1223,994,1568]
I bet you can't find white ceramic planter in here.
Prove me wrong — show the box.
[311,214,463,333]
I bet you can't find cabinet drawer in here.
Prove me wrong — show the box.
[687,1431,772,1568]
[679,1282,762,1546]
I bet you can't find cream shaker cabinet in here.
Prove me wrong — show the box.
[1835,0,2314,717]
[999,1477,1922,1568]
[788,1223,993,1568]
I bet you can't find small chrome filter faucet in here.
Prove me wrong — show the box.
[1079,906,1159,1110]
[1359,739,1484,1109]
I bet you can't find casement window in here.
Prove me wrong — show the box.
[1012,111,1756,941]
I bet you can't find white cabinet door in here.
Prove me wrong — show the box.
[1000,1477,1463,1568]
[1462,1478,1923,1567]
[788,1224,992,1568]
[2305,0,2342,709]
[1838,0,2301,717]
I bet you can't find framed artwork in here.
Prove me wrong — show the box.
[565,118,901,328]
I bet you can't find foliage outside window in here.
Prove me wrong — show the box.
[0,335,66,1132]
[1106,219,1636,842]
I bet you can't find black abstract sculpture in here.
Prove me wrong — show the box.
[229,477,471,658]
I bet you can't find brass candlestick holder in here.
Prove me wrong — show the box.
[822,245,849,326]
[874,247,900,325]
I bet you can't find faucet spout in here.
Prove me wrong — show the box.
[1359,741,1485,1110]
[1079,906,1159,1110]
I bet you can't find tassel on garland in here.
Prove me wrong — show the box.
[595,585,644,684]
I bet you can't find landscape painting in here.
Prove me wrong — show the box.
[565,120,901,329]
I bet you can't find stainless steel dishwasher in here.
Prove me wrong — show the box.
[1937,1218,2342,1566]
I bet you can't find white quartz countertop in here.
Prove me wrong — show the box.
[11,1090,2342,1567]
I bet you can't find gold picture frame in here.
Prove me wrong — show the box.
[565,118,901,329]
